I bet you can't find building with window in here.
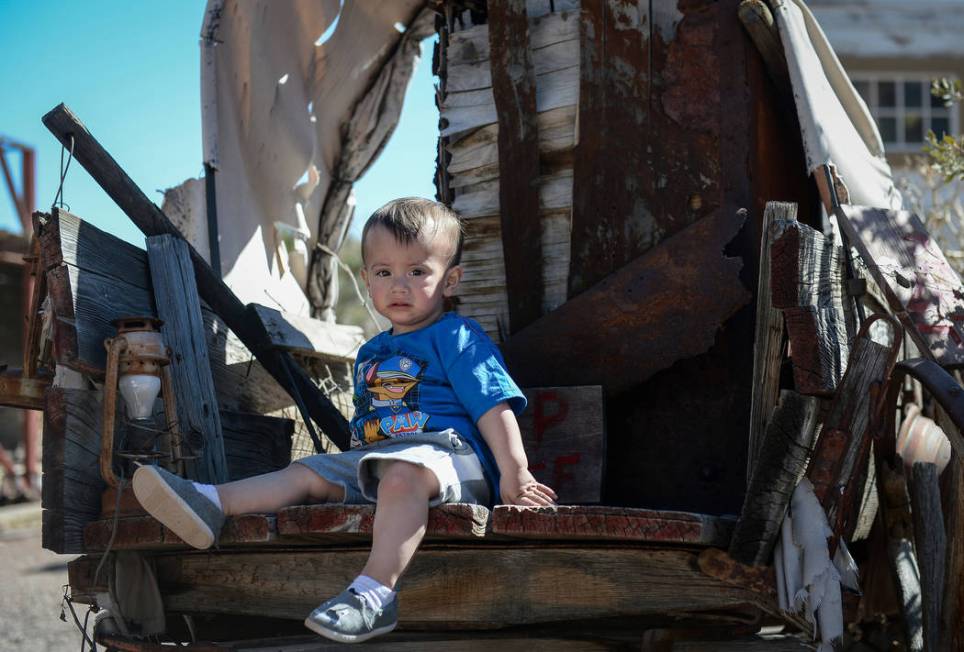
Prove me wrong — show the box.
[811,0,964,164]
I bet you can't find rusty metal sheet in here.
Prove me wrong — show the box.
[569,0,725,299]
[488,0,543,333]
[501,208,750,394]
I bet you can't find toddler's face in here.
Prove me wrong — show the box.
[361,225,461,335]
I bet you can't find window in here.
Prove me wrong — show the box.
[851,74,959,153]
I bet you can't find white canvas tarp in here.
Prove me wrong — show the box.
[773,0,903,210]
[165,0,432,318]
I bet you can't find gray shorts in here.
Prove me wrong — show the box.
[294,429,491,506]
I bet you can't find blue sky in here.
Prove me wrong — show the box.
[0,1,438,244]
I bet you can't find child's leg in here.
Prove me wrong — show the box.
[359,461,440,587]
[216,463,346,516]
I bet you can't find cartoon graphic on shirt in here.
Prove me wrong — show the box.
[353,354,430,444]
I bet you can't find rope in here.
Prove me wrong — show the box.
[52,135,75,211]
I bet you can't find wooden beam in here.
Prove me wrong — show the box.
[746,201,792,478]
[0,367,48,410]
[909,462,945,652]
[737,0,791,99]
[806,324,897,545]
[251,304,363,363]
[940,452,964,651]
[488,0,543,333]
[770,217,851,396]
[278,504,489,541]
[84,513,276,551]
[41,104,350,450]
[730,390,818,565]
[492,505,733,546]
[147,234,228,484]
[68,546,762,627]
[501,209,750,394]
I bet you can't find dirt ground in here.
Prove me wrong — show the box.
[0,513,92,651]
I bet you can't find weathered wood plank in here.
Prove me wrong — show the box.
[807,332,895,542]
[84,513,276,551]
[492,506,733,546]
[836,204,964,367]
[770,218,850,396]
[488,0,543,334]
[220,410,293,481]
[909,462,945,652]
[148,234,228,485]
[501,209,750,394]
[251,304,363,363]
[746,201,792,477]
[730,390,818,565]
[68,546,761,627]
[35,209,336,442]
[517,386,604,504]
[41,387,105,553]
[277,504,489,541]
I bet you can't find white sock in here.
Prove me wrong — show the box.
[348,575,395,610]
[192,482,222,511]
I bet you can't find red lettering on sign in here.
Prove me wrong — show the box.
[552,453,580,490]
[533,390,569,447]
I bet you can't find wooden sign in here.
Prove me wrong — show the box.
[836,205,964,366]
[517,385,605,504]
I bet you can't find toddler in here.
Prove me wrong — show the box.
[131,197,556,643]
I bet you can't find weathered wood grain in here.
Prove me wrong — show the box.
[807,333,895,542]
[746,202,792,478]
[41,387,105,553]
[148,234,228,485]
[517,386,604,504]
[488,0,543,334]
[68,546,761,627]
[251,304,363,363]
[836,204,964,367]
[84,513,276,551]
[909,462,945,652]
[501,209,750,394]
[492,505,733,546]
[219,410,293,481]
[939,452,964,651]
[730,390,818,565]
[277,504,490,541]
[770,218,851,396]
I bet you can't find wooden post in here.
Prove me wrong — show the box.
[910,462,945,652]
[730,390,818,565]
[147,234,228,484]
[746,201,793,477]
[488,0,543,334]
[770,218,851,397]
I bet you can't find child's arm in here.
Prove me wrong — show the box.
[477,402,557,506]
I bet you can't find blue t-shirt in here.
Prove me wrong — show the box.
[349,312,526,498]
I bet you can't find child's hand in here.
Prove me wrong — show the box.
[500,467,557,507]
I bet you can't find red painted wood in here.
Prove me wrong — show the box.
[277,503,489,540]
[491,505,734,546]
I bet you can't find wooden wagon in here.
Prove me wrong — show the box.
[3,0,964,650]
